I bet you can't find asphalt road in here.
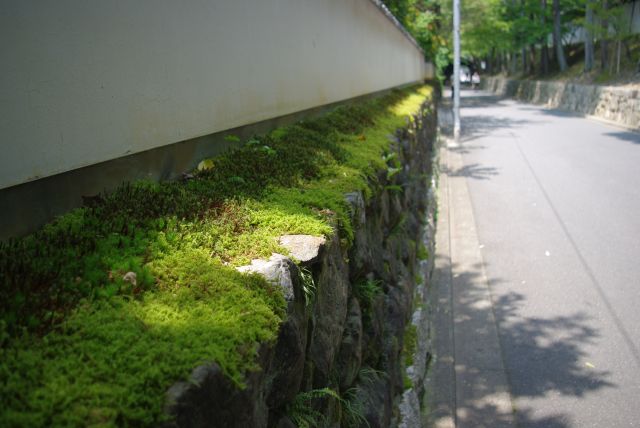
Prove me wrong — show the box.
[448,89,640,427]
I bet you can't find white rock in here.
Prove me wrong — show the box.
[237,253,296,301]
[278,235,326,263]
[122,271,137,286]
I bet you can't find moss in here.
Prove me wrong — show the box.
[403,373,414,390]
[353,279,383,310]
[403,323,418,368]
[0,84,433,426]
[417,242,429,262]
[2,252,284,426]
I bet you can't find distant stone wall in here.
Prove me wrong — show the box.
[481,76,640,130]
[162,97,438,428]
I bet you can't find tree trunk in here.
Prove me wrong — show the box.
[552,0,568,71]
[541,44,550,74]
[520,0,527,74]
[616,40,621,74]
[490,47,496,74]
[529,44,536,74]
[601,0,609,72]
[540,0,550,74]
[584,0,594,72]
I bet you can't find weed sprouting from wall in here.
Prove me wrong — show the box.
[300,267,316,306]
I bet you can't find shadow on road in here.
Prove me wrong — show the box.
[604,131,640,144]
[439,92,537,145]
[460,115,532,143]
[515,106,580,119]
[441,162,499,181]
[431,256,615,427]
[491,291,613,396]
[490,100,640,145]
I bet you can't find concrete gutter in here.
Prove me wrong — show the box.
[425,109,515,427]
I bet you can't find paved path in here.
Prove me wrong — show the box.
[427,89,640,427]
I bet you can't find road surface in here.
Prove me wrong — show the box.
[428,89,640,427]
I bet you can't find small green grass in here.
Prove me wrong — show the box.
[402,323,418,390]
[0,85,433,426]
[403,323,418,369]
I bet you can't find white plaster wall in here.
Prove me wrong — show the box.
[0,0,426,189]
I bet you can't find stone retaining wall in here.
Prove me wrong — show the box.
[481,76,640,130]
[161,99,439,427]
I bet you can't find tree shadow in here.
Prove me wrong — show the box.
[490,291,612,397]
[442,89,510,109]
[457,403,569,428]
[441,162,499,181]
[459,115,533,143]
[429,257,615,427]
[439,94,537,144]
[516,105,584,119]
[604,131,640,144]
[461,93,510,110]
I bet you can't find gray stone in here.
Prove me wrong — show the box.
[309,235,350,387]
[352,374,392,428]
[397,388,422,428]
[345,191,366,227]
[337,297,363,390]
[275,416,296,428]
[237,253,298,302]
[266,298,307,410]
[278,234,326,263]
[160,91,440,428]
[163,350,271,428]
[361,292,386,368]
[236,254,308,411]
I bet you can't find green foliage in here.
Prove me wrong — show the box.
[1,255,284,426]
[357,366,388,384]
[417,242,429,261]
[401,324,418,390]
[287,388,341,428]
[353,279,384,309]
[287,386,369,428]
[300,267,316,307]
[384,0,449,63]
[403,373,414,390]
[403,323,418,368]
[339,367,389,427]
[0,85,433,426]
[223,134,241,143]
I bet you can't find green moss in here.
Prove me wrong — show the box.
[403,323,418,368]
[417,242,429,262]
[0,84,433,426]
[2,254,284,426]
[353,279,383,310]
[403,373,413,390]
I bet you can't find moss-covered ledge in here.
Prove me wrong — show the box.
[0,85,436,427]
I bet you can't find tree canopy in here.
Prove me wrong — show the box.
[386,0,640,79]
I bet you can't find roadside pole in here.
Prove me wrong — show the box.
[453,0,461,140]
